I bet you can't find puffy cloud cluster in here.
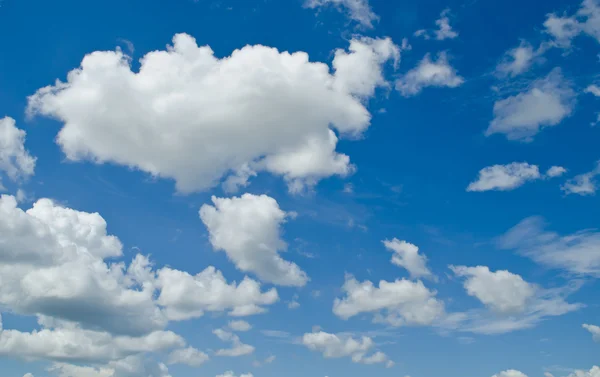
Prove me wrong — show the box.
[395,52,463,96]
[332,274,445,326]
[27,33,399,194]
[0,117,36,190]
[301,330,392,367]
[466,162,566,192]
[200,194,309,286]
[486,69,575,141]
[213,328,255,357]
[544,0,600,48]
[50,355,172,377]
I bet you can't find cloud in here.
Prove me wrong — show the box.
[303,0,379,28]
[566,366,600,377]
[450,266,536,314]
[200,194,309,286]
[585,84,600,96]
[301,330,391,366]
[228,320,252,332]
[583,323,600,341]
[492,370,528,377]
[50,355,172,377]
[216,372,254,377]
[156,266,278,321]
[332,274,445,326]
[561,161,600,196]
[496,41,539,77]
[167,347,209,367]
[0,314,183,363]
[395,52,464,96]
[467,163,542,192]
[546,166,567,177]
[544,0,600,48]
[213,329,255,357]
[28,34,399,194]
[382,238,434,279]
[414,9,458,40]
[0,117,36,188]
[449,265,582,335]
[486,69,575,141]
[498,216,600,277]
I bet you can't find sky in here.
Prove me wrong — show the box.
[0,0,599,376]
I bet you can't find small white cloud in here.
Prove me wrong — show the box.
[303,0,379,28]
[565,366,600,377]
[382,238,434,279]
[585,84,600,96]
[213,329,255,357]
[561,161,600,196]
[492,370,528,377]
[0,117,36,183]
[486,69,575,141]
[546,166,567,177]
[414,9,458,40]
[544,0,600,48]
[228,320,252,332]
[216,371,254,377]
[467,162,541,192]
[396,52,464,96]
[496,41,538,77]
[583,323,600,341]
[168,347,209,367]
[301,330,390,365]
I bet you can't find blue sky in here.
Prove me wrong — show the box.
[0,0,599,377]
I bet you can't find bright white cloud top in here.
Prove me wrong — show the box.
[395,52,464,96]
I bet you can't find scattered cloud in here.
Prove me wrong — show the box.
[492,370,528,377]
[0,117,36,188]
[467,162,542,192]
[583,323,600,341]
[496,41,546,77]
[565,366,600,377]
[228,320,252,332]
[486,69,575,141]
[396,52,464,96]
[213,328,255,357]
[301,330,391,366]
[200,193,309,286]
[544,0,600,48]
[414,8,458,40]
[382,238,434,279]
[303,0,378,28]
[561,161,600,196]
[167,347,209,367]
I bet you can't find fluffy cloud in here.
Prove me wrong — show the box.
[213,329,255,357]
[395,52,464,96]
[0,117,36,189]
[28,33,399,194]
[301,331,391,366]
[414,8,458,40]
[496,41,539,77]
[228,320,252,332]
[546,166,567,177]
[486,69,575,141]
[216,372,254,377]
[332,274,444,326]
[544,0,600,48]
[167,347,209,367]
[585,84,600,96]
[450,266,536,314]
[0,314,183,363]
[467,163,542,192]
[50,355,172,377]
[382,238,434,279]
[492,370,528,377]
[561,161,600,196]
[200,194,309,286]
[583,323,600,341]
[303,0,378,28]
[498,216,600,277]
[449,265,581,334]
[566,366,600,377]
[156,266,278,321]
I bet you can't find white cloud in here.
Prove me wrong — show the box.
[585,84,600,96]
[303,0,378,28]
[450,266,536,314]
[167,347,209,367]
[492,370,528,377]
[498,216,600,277]
[156,266,278,321]
[50,355,172,377]
[216,372,254,377]
[486,69,575,141]
[200,194,309,286]
[583,323,600,341]
[0,117,36,187]
[301,330,390,365]
[213,329,255,357]
[382,238,434,279]
[228,320,252,332]
[0,314,183,363]
[544,0,600,48]
[414,9,458,40]
[28,34,399,194]
[566,366,600,377]
[467,163,541,192]
[496,41,538,77]
[333,274,445,326]
[449,265,582,334]
[561,161,600,196]
[546,166,567,177]
[396,52,464,96]
[23,374,34,377]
